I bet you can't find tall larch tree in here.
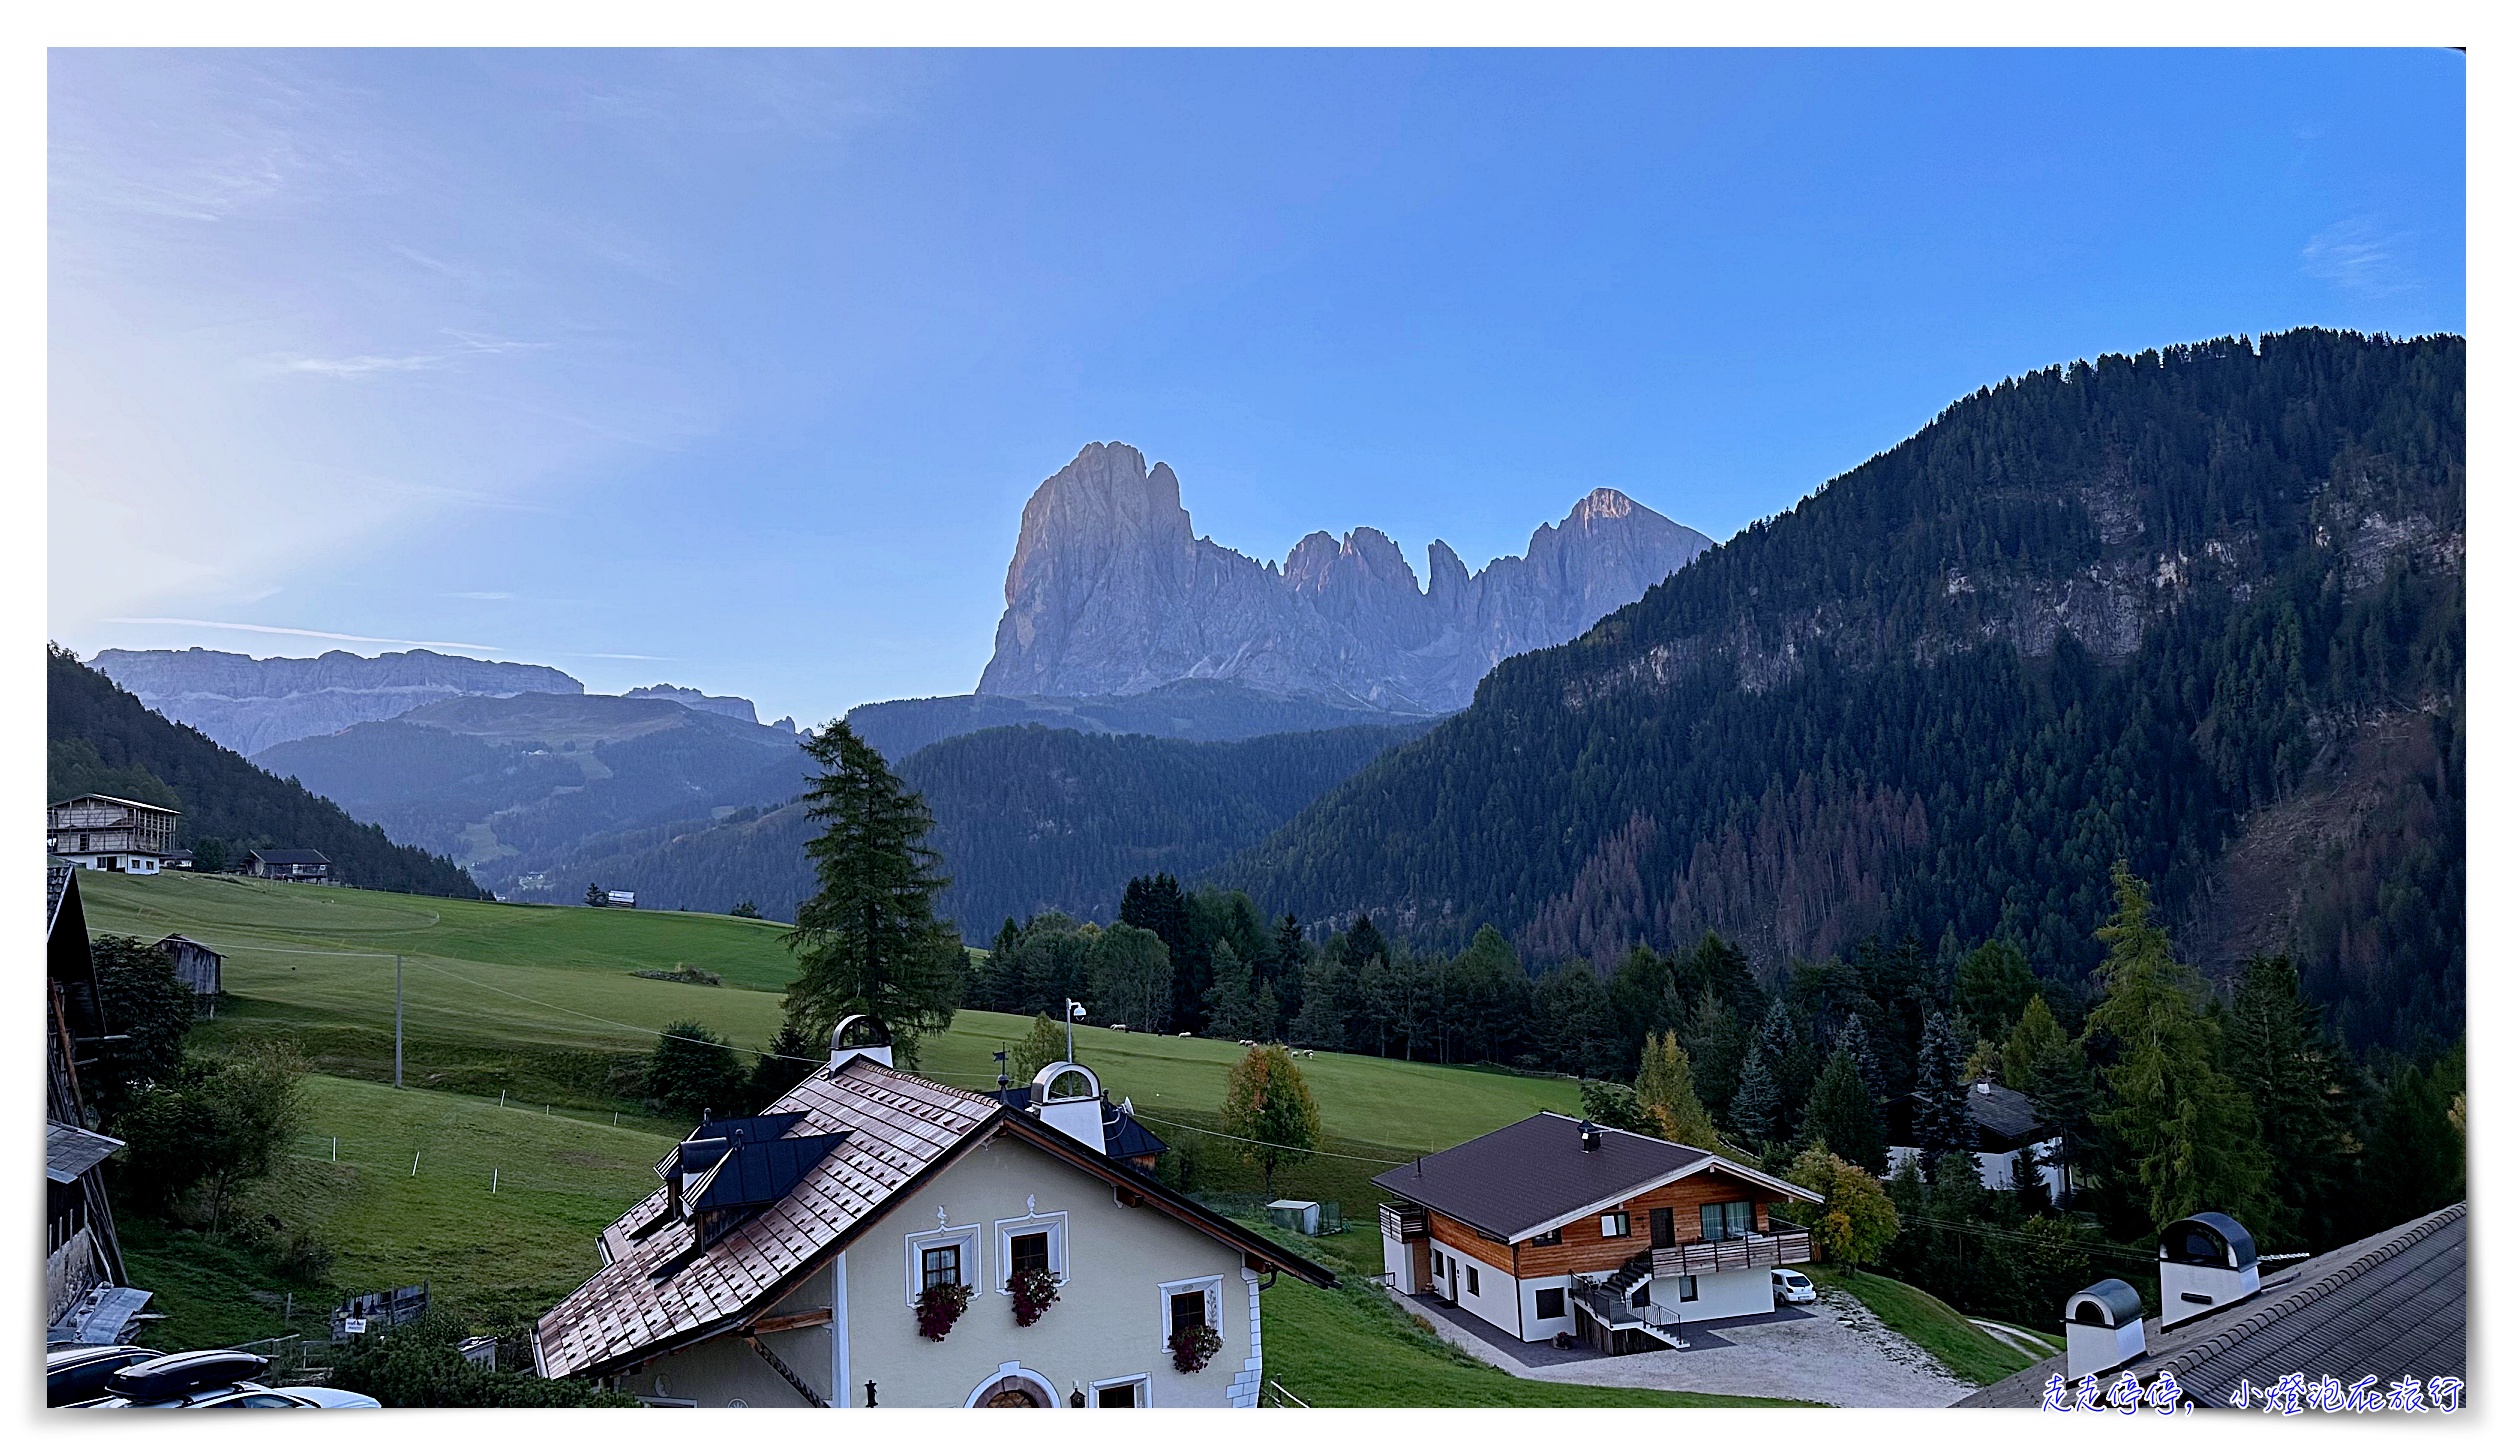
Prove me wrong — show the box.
[783,721,962,1067]
[2085,862,2271,1234]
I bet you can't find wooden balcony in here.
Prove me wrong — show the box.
[1379,1202,1429,1242]
[1649,1223,1814,1277]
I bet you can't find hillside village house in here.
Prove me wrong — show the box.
[240,848,331,884]
[1375,1113,1819,1353]
[1885,1081,2069,1201]
[46,794,180,875]
[534,1020,1333,1407]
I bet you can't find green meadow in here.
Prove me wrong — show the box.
[81,872,1582,1153]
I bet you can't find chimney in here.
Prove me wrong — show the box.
[1030,1061,1108,1155]
[1579,1120,1601,1152]
[828,1013,894,1070]
[2157,1213,2260,1329]
[2064,1279,2146,1380]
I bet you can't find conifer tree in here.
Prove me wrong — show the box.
[2000,995,2068,1095]
[1730,1045,1779,1152]
[1343,914,1388,970]
[2008,1136,2053,1216]
[1912,1009,1971,1179]
[1087,924,1174,1033]
[1636,1031,1721,1149]
[1273,913,1307,974]
[2086,862,2271,1234]
[1954,940,2037,1040]
[1802,1045,1888,1173]
[1203,940,1261,1041]
[2220,954,2356,1247]
[1836,1012,1882,1097]
[1287,957,1346,1051]
[783,722,961,1066]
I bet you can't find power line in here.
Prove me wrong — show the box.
[1125,1110,1428,1166]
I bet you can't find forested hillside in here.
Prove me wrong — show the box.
[47,646,487,898]
[1233,330,2463,1050]
[538,720,1433,928]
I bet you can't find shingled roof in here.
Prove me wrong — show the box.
[1959,1201,2467,1408]
[535,1055,1331,1381]
[1370,1111,1816,1244]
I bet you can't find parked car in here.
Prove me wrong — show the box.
[75,1348,380,1409]
[1773,1269,1817,1304]
[46,1344,165,1407]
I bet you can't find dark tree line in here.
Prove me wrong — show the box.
[1233,330,2463,1053]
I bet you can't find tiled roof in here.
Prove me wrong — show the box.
[1371,1111,1814,1243]
[537,1058,1001,1380]
[537,1056,1332,1382]
[1959,1202,2467,1407]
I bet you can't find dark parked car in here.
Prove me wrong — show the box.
[47,1345,165,1407]
[72,1348,381,1409]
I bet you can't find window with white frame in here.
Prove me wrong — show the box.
[1599,1210,1631,1238]
[1091,1375,1151,1408]
[994,1210,1069,1286]
[904,1224,980,1306]
[1160,1276,1224,1344]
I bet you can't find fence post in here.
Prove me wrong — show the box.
[492,1168,499,1194]
[500,1090,507,1109]
[332,1136,338,1162]
[412,1151,420,1176]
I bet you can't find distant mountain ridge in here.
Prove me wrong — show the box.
[845,679,1437,763]
[251,692,810,901]
[91,646,583,756]
[47,646,486,898]
[977,442,1715,714]
[533,719,1436,928]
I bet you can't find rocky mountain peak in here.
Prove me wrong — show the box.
[976,443,1715,712]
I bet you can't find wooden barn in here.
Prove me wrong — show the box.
[155,933,224,1015]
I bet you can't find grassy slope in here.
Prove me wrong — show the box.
[83,874,1583,1154]
[120,1072,680,1350]
[1809,1266,2035,1387]
[1254,1225,1811,1408]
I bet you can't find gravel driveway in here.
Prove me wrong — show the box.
[1401,1287,1976,1407]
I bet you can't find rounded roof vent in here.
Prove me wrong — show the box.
[2159,1212,2258,1270]
[2067,1278,2143,1329]
[829,1013,892,1056]
[1030,1060,1100,1105]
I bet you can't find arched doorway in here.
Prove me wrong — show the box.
[965,1367,1056,1408]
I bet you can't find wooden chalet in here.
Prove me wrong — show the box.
[1375,1112,1818,1352]
[47,794,180,875]
[240,848,331,884]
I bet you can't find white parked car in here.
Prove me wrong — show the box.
[1773,1269,1817,1304]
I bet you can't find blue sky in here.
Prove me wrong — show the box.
[50,48,2465,727]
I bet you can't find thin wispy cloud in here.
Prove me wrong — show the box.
[107,618,503,652]
[2302,218,2418,297]
[447,590,515,601]
[272,331,551,379]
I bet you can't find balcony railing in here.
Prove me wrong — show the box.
[1379,1202,1428,1242]
[1649,1220,1814,1278]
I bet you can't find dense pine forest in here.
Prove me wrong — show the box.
[47,645,487,898]
[1230,330,2463,1053]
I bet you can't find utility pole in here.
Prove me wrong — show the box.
[394,954,404,1088]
